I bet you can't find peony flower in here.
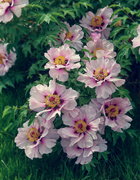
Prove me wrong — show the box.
[80,6,114,38]
[132,25,140,53]
[77,57,125,99]
[44,44,81,82]
[59,22,84,51]
[60,134,107,165]
[89,98,106,134]
[0,43,16,76]
[101,97,132,132]
[58,105,104,149]
[29,80,79,120]
[14,116,59,159]
[90,32,101,42]
[83,39,116,61]
[0,0,29,23]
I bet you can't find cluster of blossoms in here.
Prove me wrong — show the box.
[14,5,133,165]
[0,0,29,75]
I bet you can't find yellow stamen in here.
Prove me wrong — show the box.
[105,105,119,118]
[93,48,104,58]
[55,56,66,65]
[91,16,103,28]
[45,94,60,108]
[0,0,12,3]
[0,54,4,64]
[27,127,40,142]
[65,31,72,40]
[94,68,108,81]
[75,120,87,133]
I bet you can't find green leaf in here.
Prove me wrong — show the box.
[28,112,36,126]
[111,16,128,27]
[118,87,131,100]
[2,106,12,118]
[0,83,7,93]
[22,43,32,57]
[110,27,124,39]
[98,151,110,161]
[85,164,91,172]
[62,8,75,19]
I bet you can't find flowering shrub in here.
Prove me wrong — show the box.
[1,0,139,170]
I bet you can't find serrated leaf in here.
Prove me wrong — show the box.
[0,83,7,93]
[2,106,12,118]
[85,164,91,172]
[111,16,128,27]
[52,12,64,18]
[28,4,43,9]
[110,27,124,39]
[28,112,36,126]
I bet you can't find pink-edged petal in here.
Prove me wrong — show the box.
[25,146,41,159]
[61,87,79,100]
[75,154,93,165]
[49,69,68,82]
[39,143,52,155]
[10,6,22,17]
[58,127,78,138]
[63,99,77,110]
[69,134,84,147]
[3,9,13,23]
[29,97,46,111]
[108,78,125,87]
[77,133,93,148]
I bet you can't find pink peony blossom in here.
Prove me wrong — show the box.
[80,6,113,36]
[0,43,16,76]
[58,105,104,149]
[44,44,81,82]
[101,97,132,132]
[0,0,29,23]
[83,39,116,61]
[60,134,107,165]
[14,116,59,159]
[29,80,79,120]
[132,25,140,50]
[77,57,125,99]
[59,22,84,51]
[89,98,106,135]
[90,32,101,42]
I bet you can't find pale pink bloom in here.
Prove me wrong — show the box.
[132,25,140,50]
[90,27,111,40]
[44,44,81,82]
[29,80,79,120]
[58,105,104,149]
[83,39,116,61]
[60,134,107,165]
[59,22,84,51]
[80,6,113,36]
[0,0,29,23]
[0,43,16,76]
[89,98,106,134]
[100,28,111,39]
[14,116,59,159]
[90,32,101,42]
[101,97,132,132]
[77,57,125,99]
